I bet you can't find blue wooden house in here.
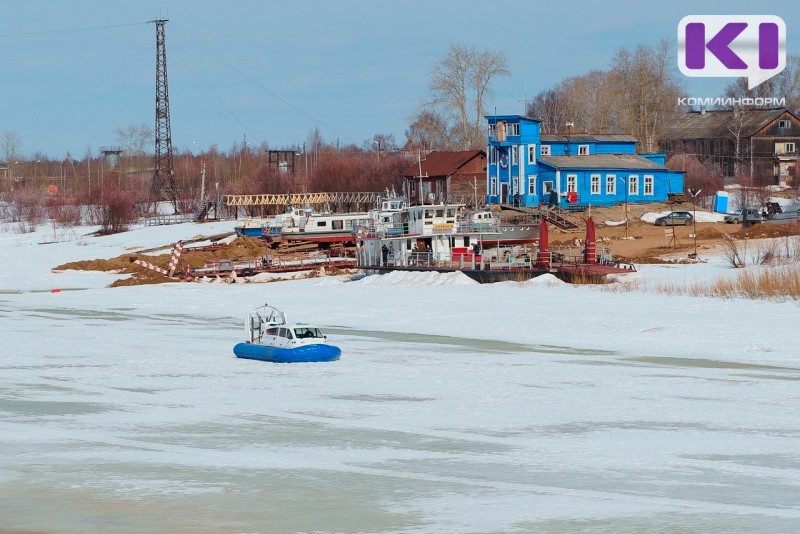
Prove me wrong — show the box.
[485,114,684,207]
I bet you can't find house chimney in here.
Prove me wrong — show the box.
[700,105,706,115]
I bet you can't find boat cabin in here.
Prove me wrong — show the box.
[264,325,325,340]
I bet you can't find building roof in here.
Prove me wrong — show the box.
[539,153,665,171]
[540,133,638,143]
[484,114,540,122]
[661,108,790,140]
[403,150,485,178]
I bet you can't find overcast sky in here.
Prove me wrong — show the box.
[2,0,798,159]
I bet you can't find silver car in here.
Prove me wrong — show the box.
[724,208,763,224]
[654,211,693,226]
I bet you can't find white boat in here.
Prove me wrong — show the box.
[234,206,368,243]
[355,200,490,268]
[464,209,539,245]
[277,207,367,243]
[354,199,539,268]
[233,304,341,363]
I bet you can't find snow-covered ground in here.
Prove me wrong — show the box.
[1,218,799,533]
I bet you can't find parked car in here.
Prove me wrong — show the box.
[654,211,693,226]
[724,208,763,224]
[724,209,744,224]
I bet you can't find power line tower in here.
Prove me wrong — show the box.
[149,18,179,214]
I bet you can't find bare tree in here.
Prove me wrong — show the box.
[1,130,23,186]
[530,41,682,150]
[666,153,724,206]
[528,87,573,134]
[114,123,153,172]
[365,133,396,154]
[405,110,451,151]
[723,55,800,113]
[611,40,684,153]
[426,42,510,149]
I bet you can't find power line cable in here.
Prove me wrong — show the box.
[169,22,357,145]
[169,31,256,142]
[0,22,147,41]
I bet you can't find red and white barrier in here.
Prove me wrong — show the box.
[131,241,185,279]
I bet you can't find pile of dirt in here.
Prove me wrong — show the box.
[52,235,350,287]
[696,227,724,240]
[735,222,800,240]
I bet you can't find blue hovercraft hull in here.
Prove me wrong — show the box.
[233,342,341,363]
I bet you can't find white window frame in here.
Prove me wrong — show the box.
[590,174,601,195]
[491,177,497,196]
[628,175,639,196]
[786,142,796,153]
[507,122,520,136]
[489,146,498,164]
[578,144,589,155]
[779,119,790,129]
[540,145,551,156]
[606,174,616,195]
[528,174,537,195]
[643,174,654,196]
[542,181,554,194]
[511,145,518,165]
[528,144,537,164]
[566,174,578,193]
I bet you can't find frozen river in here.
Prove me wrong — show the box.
[3,282,800,533]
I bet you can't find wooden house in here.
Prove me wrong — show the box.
[402,150,486,205]
[661,108,800,185]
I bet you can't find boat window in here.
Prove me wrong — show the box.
[436,209,445,217]
[294,327,323,339]
[278,327,291,338]
[425,210,435,219]
[265,327,280,336]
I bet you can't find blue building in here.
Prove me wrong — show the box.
[485,114,684,207]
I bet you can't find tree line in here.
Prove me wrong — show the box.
[4,38,799,233]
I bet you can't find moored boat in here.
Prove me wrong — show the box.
[234,206,367,243]
[233,304,341,363]
[234,217,269,237]
[463,209,539,245]
[278,207,367,243]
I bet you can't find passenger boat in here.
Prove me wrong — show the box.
[463,209,539,245]
[354,199,493,269]
[233,304,341,363]
[277,207,367,243]
[234,206,367,243]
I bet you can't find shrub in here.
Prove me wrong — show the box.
[6,188,46,227]
[96,190,138,234]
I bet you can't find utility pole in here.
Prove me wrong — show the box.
[149,19,179,214]
[689,188,701,259]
